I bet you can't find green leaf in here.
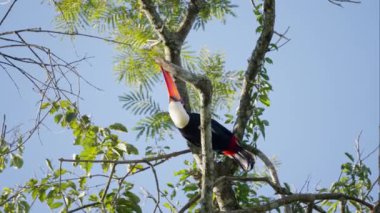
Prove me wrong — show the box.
[65,111,77,123]
[45,159,54,172]
[116,143,127,152]
[10,153,23,169]
[126,144,139,155]
[54,168,67,178]
[124,191,140,203]
[259,95,270,107]
[79,177,87,190]
[183,183,198,192]
[49,102,60,114]
[49,202,63,209]
[163,202,176,212]
[129,164,144,174]
[79,146,98,174]
[109,123,128,133]
[265,57,273,64]
[40,102,50,110]
[89,194,99,202]
[256,26,263,33]
[54,114,63,124]
[120,90,162,115]
[269,43,278,51]
[60,100,71,109]
[344,152,354,162]
[258,121,266,139]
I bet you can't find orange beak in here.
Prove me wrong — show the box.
[161,66,182,101]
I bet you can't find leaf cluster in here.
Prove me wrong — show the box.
[186,49,243,114]
[163,160,201,212]
[320,152,374,212]
[44,100,138,174]
[0,100,143,212]
[0,134,24,173]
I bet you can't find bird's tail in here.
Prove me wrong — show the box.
[224,147,255,172]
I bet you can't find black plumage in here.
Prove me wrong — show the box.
[160,67,255,171]
[177,113,255,171]
[178,113,236,152]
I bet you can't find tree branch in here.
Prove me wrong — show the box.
[249,146,296,212]
[0,0,18,26]
[68,202,100,213]
[233,0,275,140]
[178,193,201,213]
[212,1,275,209]
[219,193,374,213]
[177,0,205,42]
[59,149,190,164]
[0,28,129,46]
[139,0,173,44]
[214,176,288,195]
[214,174,324,212]
[100,164,116,203]
[146,161,163,213]
[328,0,361,7]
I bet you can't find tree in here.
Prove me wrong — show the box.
[0,0,378,212]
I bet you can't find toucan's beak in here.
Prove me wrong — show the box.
[161,66,182,102]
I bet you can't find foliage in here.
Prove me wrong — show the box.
[163,160,201,212]
[0,132,24,173]
[120,89,162,115]
[320,152,374,212]
[0,100,142,212]
[0,0,376,212]
[186,49,244,114]
[46,100,138,173]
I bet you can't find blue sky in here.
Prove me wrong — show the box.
[0,0,379,212]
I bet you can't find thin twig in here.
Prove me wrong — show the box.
[178,193,201,213]
[68,202,101,213]
[0,0,18,26]
[214,176,289,195]
[363,176,379,200]
[0,63,21,95]
[219,193,373,213]
[0,28,129,46]
[1,115,6,145]
[362,145,379,161]
[355,130,363,166]
[146,161,163,213]
[101,164,117,203]
[328,0,361,7]
[59,149,191,164]
[0,189,24,207]
[59,161,68,212]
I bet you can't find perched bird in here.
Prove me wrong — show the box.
[161,66,255,171]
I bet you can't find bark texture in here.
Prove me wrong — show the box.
[214,0,277,210]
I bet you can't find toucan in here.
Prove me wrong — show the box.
[161,66,255,171]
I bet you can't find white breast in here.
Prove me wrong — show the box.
[168,101,190,128]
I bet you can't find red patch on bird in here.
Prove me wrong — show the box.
[222,135,239,155]
[222,150,235,156]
